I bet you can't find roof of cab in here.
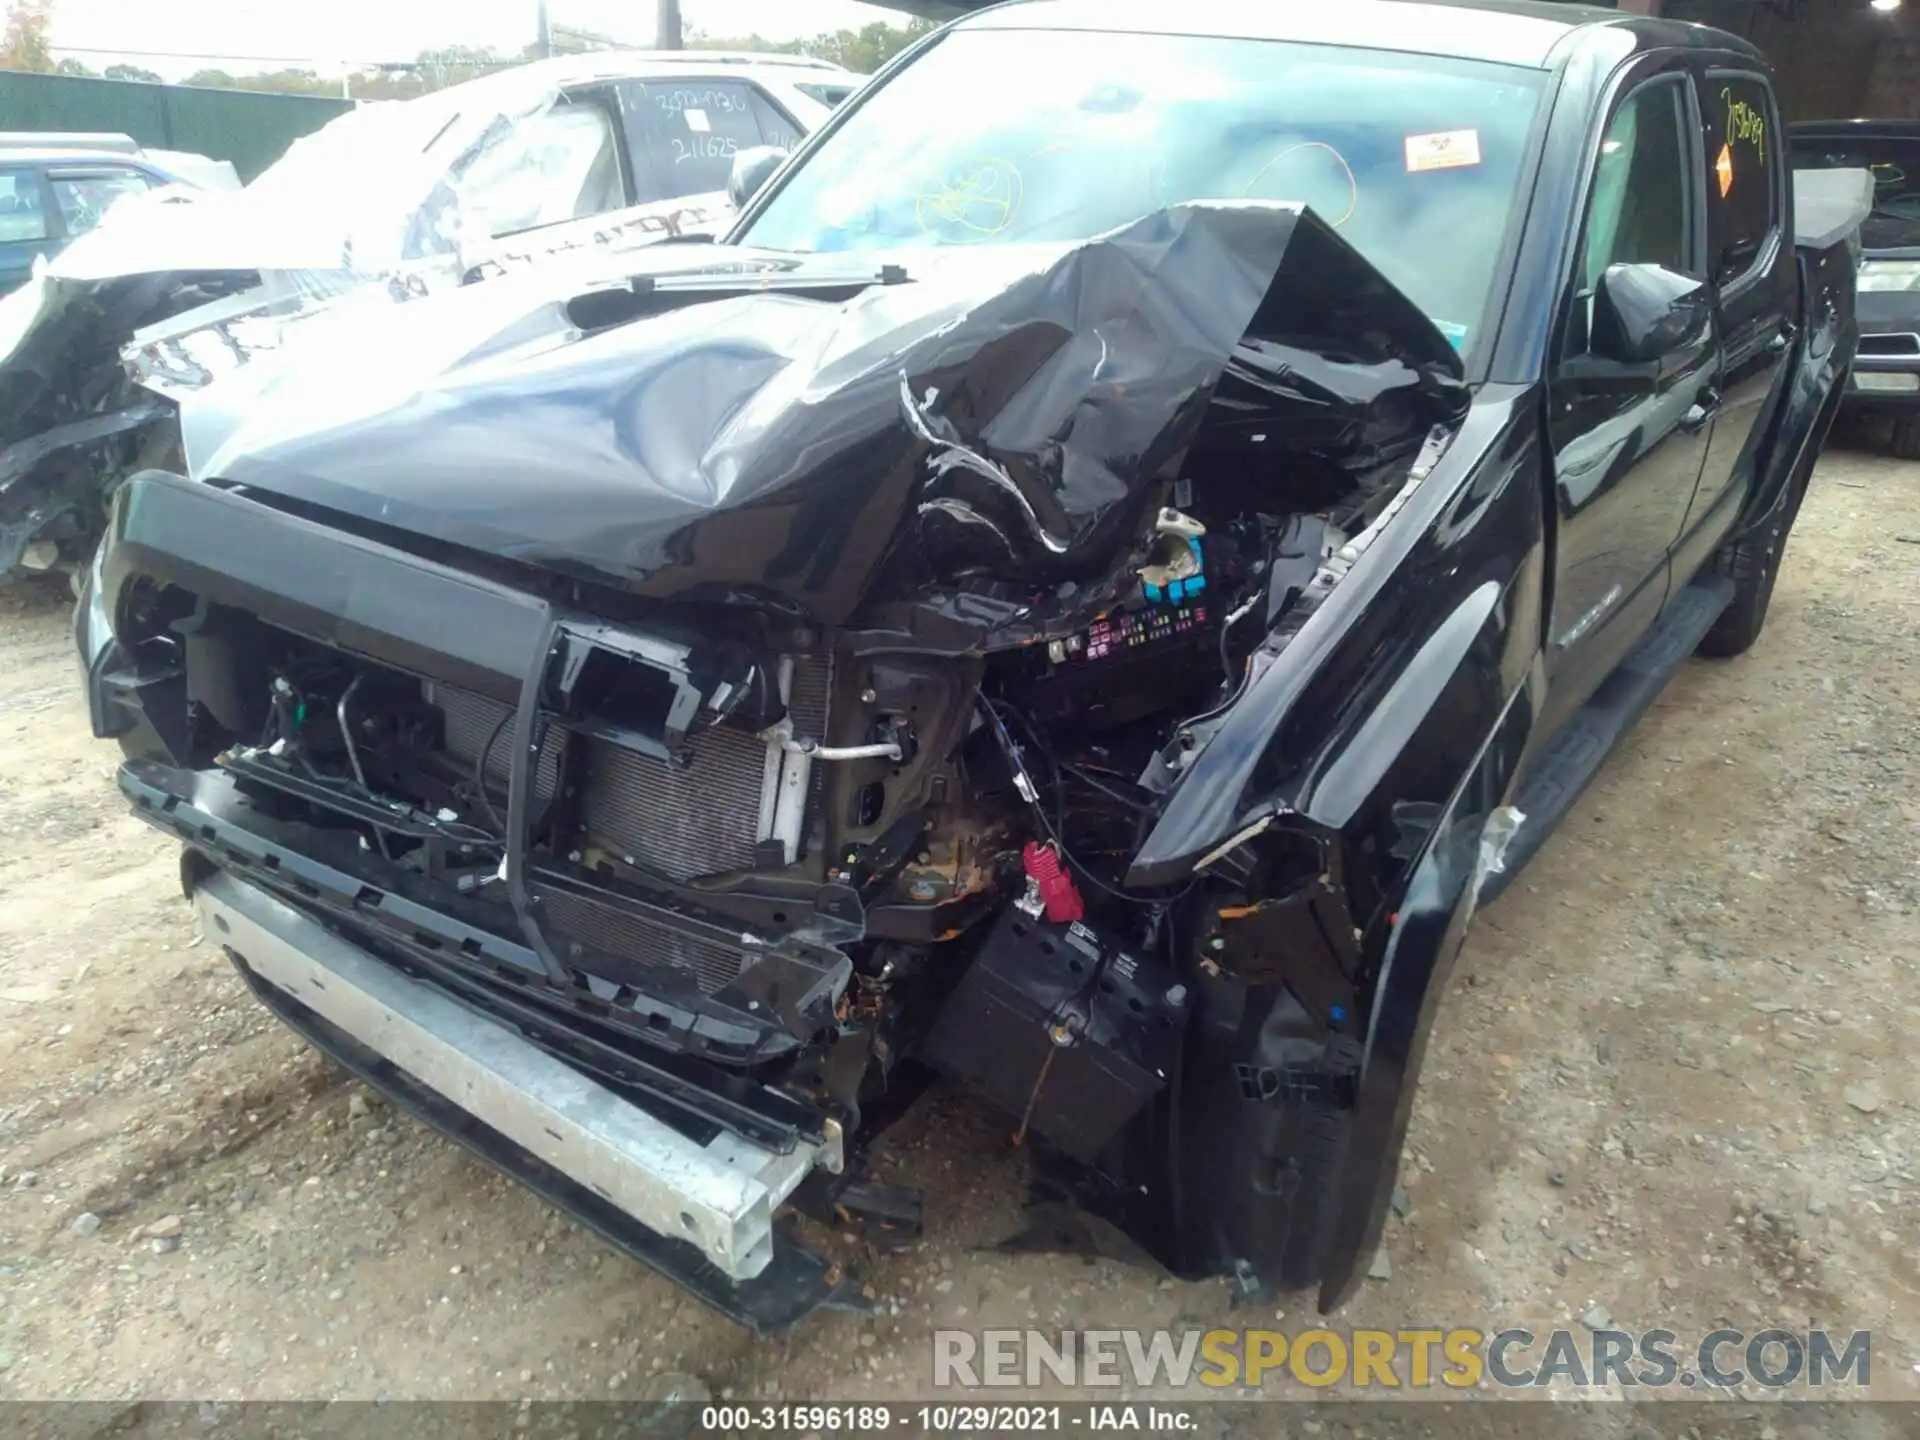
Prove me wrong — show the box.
[951,0,1763,71]
[0,147,179,173]
[500,48,861,90]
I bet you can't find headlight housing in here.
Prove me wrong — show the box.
[1858,259,1920,293]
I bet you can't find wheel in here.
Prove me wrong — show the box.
[1889,413,1920,461]
[1696,476,1807,659]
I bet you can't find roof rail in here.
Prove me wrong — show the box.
[578,49,848,72]
[0,131,142,155]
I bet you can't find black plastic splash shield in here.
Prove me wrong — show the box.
[201,202,1467,626]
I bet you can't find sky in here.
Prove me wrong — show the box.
[45,0,908,79]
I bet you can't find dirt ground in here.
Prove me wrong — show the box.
[0,445,1917,1409]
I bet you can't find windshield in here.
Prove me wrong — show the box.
[739,28,1546,359]
[1790,134,1920,222]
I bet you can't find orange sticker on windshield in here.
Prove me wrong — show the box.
[1716,142,1735,197]
[1405,129,1483,173]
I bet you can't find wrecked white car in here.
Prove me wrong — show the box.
[0,50,854,584]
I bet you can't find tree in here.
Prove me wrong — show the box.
[0,0,55,74]
[685,18,935,75]
[681,29,796,57]
[411,44,504,92]
[182,68,237,90]
[219,68,331,97]
[801,19,935,74]
[52,55,93,76]
[102,62,162,83]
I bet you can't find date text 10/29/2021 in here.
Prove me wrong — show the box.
[700,1406,1190,1432]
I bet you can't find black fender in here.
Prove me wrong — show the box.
[1130,386,1550,1307]
[1315,669,1537,1308]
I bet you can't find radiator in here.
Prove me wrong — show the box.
[426,656,831,994]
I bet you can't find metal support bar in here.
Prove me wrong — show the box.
[196,870,839,1282]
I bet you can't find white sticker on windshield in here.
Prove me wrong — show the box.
[1405,130,1483,173]
[684,108,712,133]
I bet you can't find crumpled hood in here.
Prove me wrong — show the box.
[201,202,1471,626]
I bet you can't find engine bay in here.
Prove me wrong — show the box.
[102,413,1432,1189]
[86,199,1478,1305]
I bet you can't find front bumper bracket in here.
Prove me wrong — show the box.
[194,870,855,1327]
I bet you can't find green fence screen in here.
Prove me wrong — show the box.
[0,72,352,181]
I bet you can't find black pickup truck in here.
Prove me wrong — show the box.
[75,0,1867,1330]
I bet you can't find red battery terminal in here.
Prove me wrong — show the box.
[1021,841,1084,924]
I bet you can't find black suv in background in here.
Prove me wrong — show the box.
[1792,120,1920,457]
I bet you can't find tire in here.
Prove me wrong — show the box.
[1696,476,1807,659]
[1889,413,1920,461]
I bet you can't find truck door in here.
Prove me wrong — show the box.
[1679,70,1795,544]
[1542,64,1716,730]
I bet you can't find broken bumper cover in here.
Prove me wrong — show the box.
[195,868,855,1330]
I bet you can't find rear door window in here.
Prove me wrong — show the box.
[1701,74,1782,287]
[0,167,48,243]
[623,80,798,202]
[47,168,150,236]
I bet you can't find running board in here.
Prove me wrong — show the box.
[1482,575,1735,905]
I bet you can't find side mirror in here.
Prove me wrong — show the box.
[1590,262,1709,367]
[727,146,789,210]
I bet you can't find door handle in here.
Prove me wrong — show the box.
[1681,387,1721,434]
[1767,323,1797,357]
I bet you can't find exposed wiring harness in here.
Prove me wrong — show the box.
[470,707,513,835]
[251,674,505,850]
[979,695,1195,907]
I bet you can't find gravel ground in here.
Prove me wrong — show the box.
[0,446,1916,1409]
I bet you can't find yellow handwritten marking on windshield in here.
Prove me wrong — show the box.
[1722,89,1766,161]
[915,159,1023,239]
[1239,141,1358,227]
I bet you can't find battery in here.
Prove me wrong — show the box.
[920,908,1188,1164]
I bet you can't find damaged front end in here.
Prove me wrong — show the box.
[81,199,1545,1327]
